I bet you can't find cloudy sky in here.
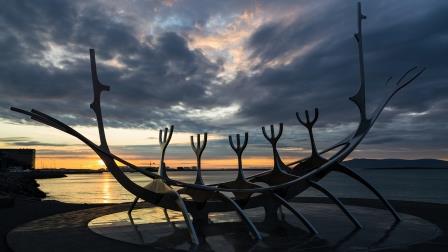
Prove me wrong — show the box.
[0,0,447,169]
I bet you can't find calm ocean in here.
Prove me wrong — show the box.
[37,169,448,204]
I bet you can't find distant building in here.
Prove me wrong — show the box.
[0,149,36,172]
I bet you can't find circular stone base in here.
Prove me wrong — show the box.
[88,203,440,251]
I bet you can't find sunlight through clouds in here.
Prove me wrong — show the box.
[170,102,241,122]
[1,0,447,169]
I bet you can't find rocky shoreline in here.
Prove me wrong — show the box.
[0,172,46,201]
[0,192,14,208]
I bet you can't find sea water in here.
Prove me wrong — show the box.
[37,169,448,204]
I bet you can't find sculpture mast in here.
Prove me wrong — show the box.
[89,49,111,151]
[350,2,369,134]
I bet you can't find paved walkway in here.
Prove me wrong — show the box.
[5,198,448,251]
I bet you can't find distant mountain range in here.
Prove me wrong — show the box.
[342,159,448,169]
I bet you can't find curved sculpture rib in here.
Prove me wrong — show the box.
[12,50,203,244]
[271,193,318,234]
[308,181,362,229]
[174,192,200,245]
[216,192,262,240]
[10,105,422,200]
[9,106,291,193]
[334,166,400,221]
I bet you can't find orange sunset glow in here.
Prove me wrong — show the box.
[1,0,446,171]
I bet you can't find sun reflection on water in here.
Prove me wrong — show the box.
[101,174,112,204]
[36,170,448,205]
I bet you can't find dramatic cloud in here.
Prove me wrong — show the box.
[0,137,70,147]
[0,0,447,166]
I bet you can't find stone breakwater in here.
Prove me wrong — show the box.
[0,172,46,199]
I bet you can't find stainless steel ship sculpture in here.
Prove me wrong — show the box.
[11,3,425,245]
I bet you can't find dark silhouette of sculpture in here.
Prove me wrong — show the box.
[158,125,174,179]
[191,133,207,185]
[285,3,419,222]
[10,2,425,245]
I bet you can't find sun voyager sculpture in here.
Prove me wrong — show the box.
[12,3,425,246]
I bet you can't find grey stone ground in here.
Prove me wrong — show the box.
[3,198,448,251]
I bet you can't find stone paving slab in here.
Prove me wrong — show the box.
[6,199,448,251]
